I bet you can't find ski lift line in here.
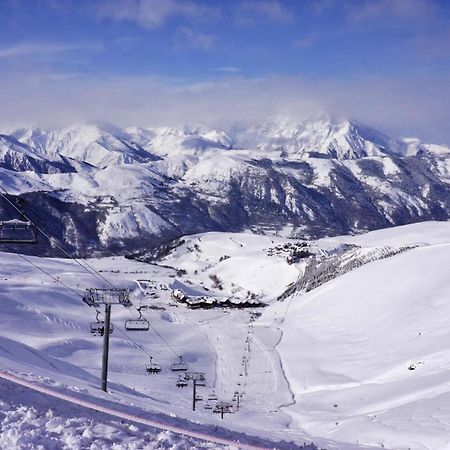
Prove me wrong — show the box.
[1,187,171,352]
[12,253,158,370]
[1,188,188,373]
[148,321,179,358]
[16,253,83,299]
[92,308,152,358]
[12,242,164,363]
[0,186,116,289]
[125,301,181,359]
[15,254,153,360]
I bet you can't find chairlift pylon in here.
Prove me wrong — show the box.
[146,356,162,374]
[171,355,188,372]
[125,308,150,331]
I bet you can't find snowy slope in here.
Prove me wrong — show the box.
[0,134,71,174]
[148,231,302,301]
[0,245,325,449]
[263,221,450,449]
[2,222,450,448]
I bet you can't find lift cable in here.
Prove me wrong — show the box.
[16,253,83,299]
[14,253,153,359]
[1,186,181,363]
[0,186,115,289]
[147,320,179,358]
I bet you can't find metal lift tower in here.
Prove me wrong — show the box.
[83,288,132,392]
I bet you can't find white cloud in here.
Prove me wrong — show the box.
[173,28,216,51]
[346,0,436,23]
[292,36,316,49]
[0,71,449,143]
[95,0,219,28]
[213,67,241,73]
[0,42,103,59]
[234,1,294,26]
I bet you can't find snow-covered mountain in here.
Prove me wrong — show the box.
[1,116,450,256]
[0,134,73,174]
[11,123,160,168]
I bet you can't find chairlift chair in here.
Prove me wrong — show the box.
[195,376,206,387]
[0,219,37,244]
[146,357,162,374]
[176,375,188,388]
[90,312,114,336]
[208,392,218,401]
[125,308,150,331]
[171,355,188,372]
[90,321,104,336]
[204,402,213,410]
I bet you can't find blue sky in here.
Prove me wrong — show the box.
[1,0,450,142]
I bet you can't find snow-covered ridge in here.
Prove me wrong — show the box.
[2,116,450,256]
[7,116,450,166]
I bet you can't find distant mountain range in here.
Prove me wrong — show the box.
[1,115,449,256]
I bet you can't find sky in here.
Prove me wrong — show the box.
[0,0,450,142]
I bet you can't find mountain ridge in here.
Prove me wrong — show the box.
[1,116,450,256]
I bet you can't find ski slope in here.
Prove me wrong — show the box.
[1,221,450,448]
[0,240,321,449]
[266,221,450,449]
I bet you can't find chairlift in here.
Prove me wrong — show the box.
[195,377,206,387]
[176,375,188,388]
[146,357,162,374]
[90,312,114,336]
[171,355,188,372]
[0,219,37,244]
[204,402,213,410]
[125,308,150,331]
[208,392,218,401]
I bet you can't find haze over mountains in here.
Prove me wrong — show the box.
[1,115,450,256]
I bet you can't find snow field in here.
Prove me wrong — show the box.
[269,224,450,449]
[0,244,318,449]
[3,222,450,448]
